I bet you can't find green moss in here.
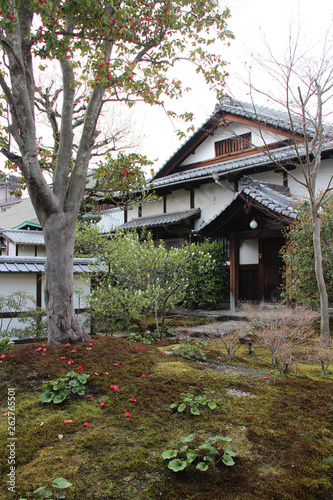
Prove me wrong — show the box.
[0,336,333,499]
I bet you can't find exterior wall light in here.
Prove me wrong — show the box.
[249,218,258,229]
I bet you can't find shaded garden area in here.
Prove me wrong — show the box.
[1,330,333,500]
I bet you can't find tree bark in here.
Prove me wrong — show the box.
[43,211,91,345]
[311,207,331,346]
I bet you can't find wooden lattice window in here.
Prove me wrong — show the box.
[215,132,251,157]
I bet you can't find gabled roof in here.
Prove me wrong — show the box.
[0,256,102,273]
[0,197,40,229]
[120,208,201,230]
[0,228,45,245]
[198,176,297,235]
[153,96,332,182]
[152,142,310,189]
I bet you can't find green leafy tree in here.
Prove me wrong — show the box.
[282,199,333,308]
[0,0,233,344]
[82,229,189,339]
[183,240,228,309]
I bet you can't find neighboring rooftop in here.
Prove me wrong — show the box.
[0,228,45,245]
[0,256,102,274]
[121,208,201,230]
[0,197,40,229]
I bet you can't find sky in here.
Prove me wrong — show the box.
[136,0,333,172]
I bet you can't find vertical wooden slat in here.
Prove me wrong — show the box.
[229,233,239,311]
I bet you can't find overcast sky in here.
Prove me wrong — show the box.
[137,0,333,171]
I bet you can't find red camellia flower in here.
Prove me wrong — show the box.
[141,346,146,350]
[110,385,119,390]
[0,354,6,359]
[83,422,89,427]
[65,343,70,347]
[64,419,72,423]
[129,397,136,402]
[136,346,140,350]
[77,365,83,370]
[60,357,66,360]
[68,359,73,365]
[9,14,15,20]
[140,374,145,378]
[125,412,132,417]
[98,63,103,67]
[262,377,268,380]
[114,363,119,366]
[100,402,106,407]
[41,353,46,356]
[86,395,93,399]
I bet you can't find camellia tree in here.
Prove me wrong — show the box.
[0,0,233,344]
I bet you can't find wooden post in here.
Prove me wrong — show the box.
[229,233,239,311]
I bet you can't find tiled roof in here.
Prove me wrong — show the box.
[197,176,297,232]
[152,96,333,181]
[152,140,333,190]
[97,208,124,234]
[0,256,102,273]
[120,208,201,230]
[0,197,40,229]
[240,177,298,219]
[0,228,45,245]
[215,96,314,136]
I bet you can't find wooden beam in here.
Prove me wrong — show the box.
[229,233,239,311]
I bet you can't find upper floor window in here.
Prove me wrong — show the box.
[215,132,252,157]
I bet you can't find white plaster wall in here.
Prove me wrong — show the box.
[182,123,287,166]
[127,206,137,222]
[167,189,190,213]
[194,183,234,229]
[141,197,164,217]
[251,170,285,186]
[37,246,46,257]
[0,274,36,306]
[239,239,259,265]
[0,273,91,335]
[287,159,333,201]
[7,242,15,256]
[17,245,35,256]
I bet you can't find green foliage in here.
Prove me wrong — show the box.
[0,0,233,191]
[0,291,46,340]
[0,337,14,352]
[282,199,333,308]
[182,240,228,309]
[162,434,236,472]
[18,477,73,500]
[39,372,90,404]
[171,339,207,361]
[170,388,218,415]
[127,331,155,344]
[77,229,189,338]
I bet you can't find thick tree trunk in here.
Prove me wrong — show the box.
[43,212,91,345]
[312,209,331,346]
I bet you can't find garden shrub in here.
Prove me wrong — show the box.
[281,199,333,308]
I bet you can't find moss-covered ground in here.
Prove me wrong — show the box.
[0,334,333,500]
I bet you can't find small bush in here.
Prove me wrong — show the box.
[39,371,90,404]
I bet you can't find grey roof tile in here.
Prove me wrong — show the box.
[121,208,201,230]
[1,228,45,245]
[0,256,103,273]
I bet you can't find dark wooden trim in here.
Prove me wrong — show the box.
[229,233,239,311]
[124,208,128,224]
[16,245,19,256]
[223,113,305,141]
[235,229,284,240]
[36,273,42,308]
[163,195,167,214]
[258,239,265,302]
[190,189,195,209]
